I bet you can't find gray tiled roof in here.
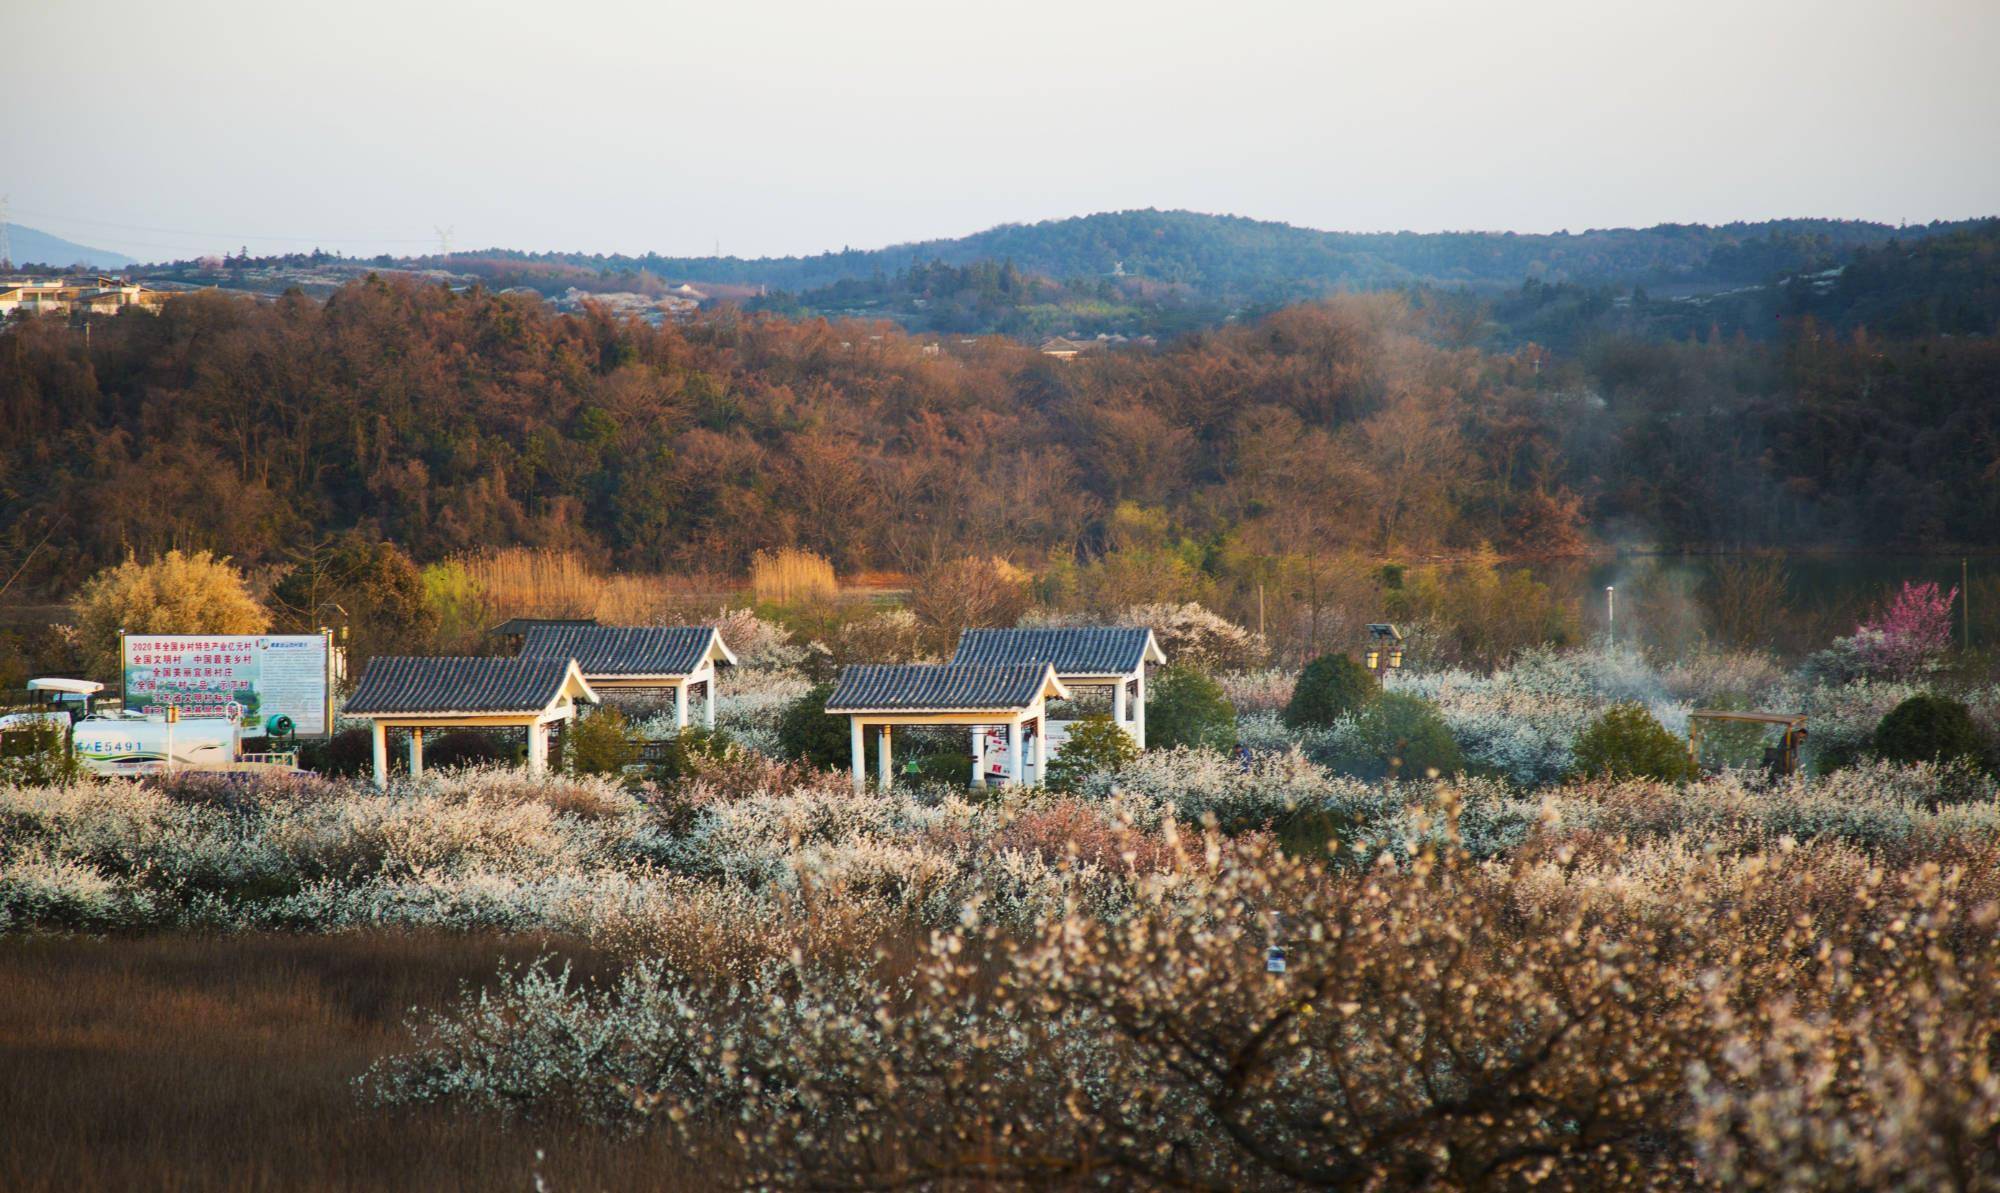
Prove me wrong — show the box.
[952,627,1154,675]
[519,625,719,677]
[346,656,579,715]
[489,616,597,638]
[826,664,1055,713]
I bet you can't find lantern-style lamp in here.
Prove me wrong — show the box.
[1366,624,1406,676]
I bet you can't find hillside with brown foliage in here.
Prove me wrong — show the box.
[1,276,1995,595]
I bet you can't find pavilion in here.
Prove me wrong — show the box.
[825,662,1069,791]
[344,656,598,788]
[951,627,1164,781]
[517,624,736,730]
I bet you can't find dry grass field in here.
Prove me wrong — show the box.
[0,932,719,1193]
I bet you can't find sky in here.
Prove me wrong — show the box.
[5,0,1998,263]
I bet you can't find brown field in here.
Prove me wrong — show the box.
[0,932,719,1192]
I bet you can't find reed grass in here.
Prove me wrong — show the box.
[454,548,725,626]
[458,549,600,618]
[750,548,838,605]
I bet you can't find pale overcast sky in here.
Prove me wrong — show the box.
[5,0,1996,262]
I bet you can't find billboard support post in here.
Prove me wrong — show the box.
[322,627,335,741]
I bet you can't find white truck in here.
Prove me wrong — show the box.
[71,715,242,775]
[8,676,303,776]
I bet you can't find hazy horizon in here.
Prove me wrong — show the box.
[6,0,1997,262]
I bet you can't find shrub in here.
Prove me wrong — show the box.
[1353,693,1463,781]
[649,727,735,785]
[1571,704,1696,782]
[1873,693,1985,767]
[1045,716,1140,792]
[0,717,79,786]
[565,706,638,777]
[1145,666,1237,753]
[909,749,973,787]
[777,682,851,770]
[298,727,373,777]
[70,549,269,675]
[1282,653,1380,729]
[423,730,513,771]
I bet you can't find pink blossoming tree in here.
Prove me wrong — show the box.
[1851,581,1959,677]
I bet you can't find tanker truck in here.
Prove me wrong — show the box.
[70,714,242,775]
[5,678,299,777]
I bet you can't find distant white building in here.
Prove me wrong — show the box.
[0,276,172,317]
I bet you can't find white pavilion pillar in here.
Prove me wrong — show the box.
[1007,719,1024,787]
[1133,672,1147,750]
[972,727,987,787]
[878,724,893,789]
[408,727,425,779]
[527,720,548,774]
[704,673,717,731]
[850,717,866,793]
[1113,679,1129,733]
[674,681,689,730]
[1033,713,1047,785]
[370,721,389,789]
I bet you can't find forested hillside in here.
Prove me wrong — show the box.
[1482,219,2000,351]
[2,275,1995,597]
[428,210,1984,297]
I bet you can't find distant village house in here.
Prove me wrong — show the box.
[0,276,172,317]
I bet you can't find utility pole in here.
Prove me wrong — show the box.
[1965,558,1972,652]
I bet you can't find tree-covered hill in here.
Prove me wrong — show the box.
[3,277,1997,599]
[1477,219,2000,352]
[446,209,1984,299]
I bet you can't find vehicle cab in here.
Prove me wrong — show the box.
[25,677,106,723]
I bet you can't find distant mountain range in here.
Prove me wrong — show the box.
[452,209,1992,298]
[3,224,136,271]
[110,208,2000,347]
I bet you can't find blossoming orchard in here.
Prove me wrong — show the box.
[5,580,2000,1189]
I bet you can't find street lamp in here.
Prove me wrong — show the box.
[1605,586,1616,647]
[1366,624,1405,677]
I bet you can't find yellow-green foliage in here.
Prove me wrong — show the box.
[1389,556,1578,667]
[1046,715,1141,792]
[565,707,638,778]
[421,560,491,651]
[71,550,270,675]
[1572,703,1697,782]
